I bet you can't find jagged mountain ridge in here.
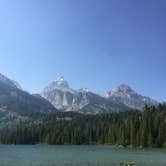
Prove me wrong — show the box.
[0,73,159,114]
[41,77,158,112]
[0,73,158,131]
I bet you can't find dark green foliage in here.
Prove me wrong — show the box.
[0,81,58,131]
[0,104,166,147]
[120,162,135,166]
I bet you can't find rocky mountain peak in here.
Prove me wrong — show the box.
[42,76,71,93]
[41,77,158,112]
[53,76,69,89]
[112,84,136,94]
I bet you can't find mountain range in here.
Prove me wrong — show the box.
[0,73,158,117]
[41,76,158,113]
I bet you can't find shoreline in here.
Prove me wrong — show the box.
[0,144,166,150]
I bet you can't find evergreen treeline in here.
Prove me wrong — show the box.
[0,104,166,148]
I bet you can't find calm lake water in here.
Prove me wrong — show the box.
[0,145,165,166]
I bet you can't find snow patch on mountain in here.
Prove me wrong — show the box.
[41,78,159,112]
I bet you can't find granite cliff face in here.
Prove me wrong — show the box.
[41,77,158,112]
[104,84,158,110]
[0,73,159,114]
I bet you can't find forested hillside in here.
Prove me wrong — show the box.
[0,104,166,148]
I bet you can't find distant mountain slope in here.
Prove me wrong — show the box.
[104,84,158,110]
[0,73,58,130]
[78,92,129,113]
[0,73,21,89]
[41,77,158,112]
[0,73,57,116]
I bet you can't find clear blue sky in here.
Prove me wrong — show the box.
[0,0,166,101]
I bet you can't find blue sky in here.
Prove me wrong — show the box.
[0,0,166,101]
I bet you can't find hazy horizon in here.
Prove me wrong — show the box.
[0,0,166,102]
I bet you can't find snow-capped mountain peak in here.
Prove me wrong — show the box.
[104,84,135,98]
[53,76,69,89]
[41,77,158,112]
[41,76,77,110]
[104,84,158,109]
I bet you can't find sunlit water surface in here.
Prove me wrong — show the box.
[0,145,165,166]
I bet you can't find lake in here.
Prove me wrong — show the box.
[0,145,165,166]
